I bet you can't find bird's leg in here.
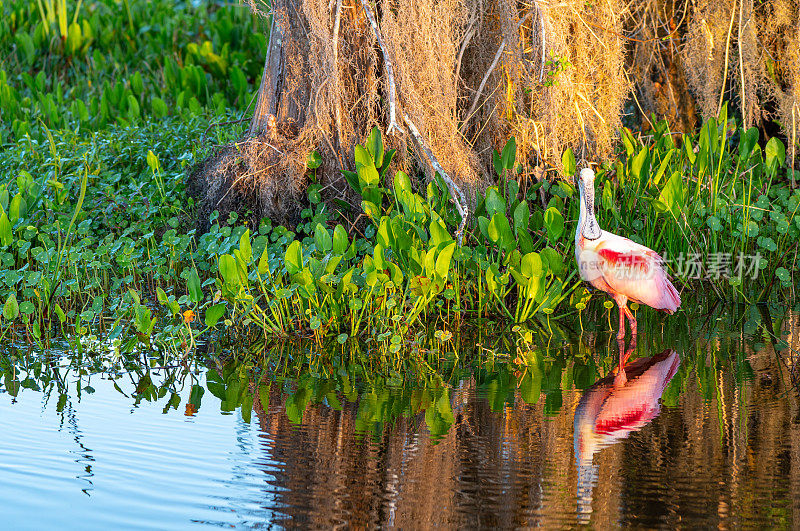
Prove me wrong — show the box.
[614,337,628,387]
[623,304,638,340]
[614,296,627,340]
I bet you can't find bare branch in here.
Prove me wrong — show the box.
[359,0,404,135]
[403,111,468,245]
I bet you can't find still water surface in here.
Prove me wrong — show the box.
[1,307,799,528]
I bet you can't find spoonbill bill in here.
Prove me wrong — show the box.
[575,168,681,339]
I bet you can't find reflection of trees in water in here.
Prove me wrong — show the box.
[249,311,800,528]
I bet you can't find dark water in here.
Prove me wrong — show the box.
[1,306,799,529]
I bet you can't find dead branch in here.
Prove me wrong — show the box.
[359,0,404,135]
[403,111,467,245]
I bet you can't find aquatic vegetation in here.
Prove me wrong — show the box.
[0,3,797,353]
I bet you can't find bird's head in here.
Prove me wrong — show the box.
[577,167,596,195]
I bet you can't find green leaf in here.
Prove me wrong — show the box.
[3,293,19,321]
[284,240,303,274]
[484,187,506,217]
[9,193,26,222]
[189,385,204,409]
[487,212,514,251]
[435,242,456,279]
[146,150,159,172]
[361,200,381,220]
[562,148,576,176]
[738,127,759,163]
[493,150,503,178]
[219,254,239,287]
[0,213,11,247]
[258,244,271,275]
[706,216,722,232]
[765,137,786,171]
[239,229,252,263]
[520,251,543,279]
[540,247,564,277]
[332,224,349,255]
[543,207,564,241]
[630,146,650,183]
[658,171,687,220]
[513,200,530,234]
[156,287,168,304]
[775,267,791,283]
[204,303,226,327]
[152,97,168,118]
[307,150,322,170]
[54,303,66,324]
[314,223,332,253]
[501,136,516,170]
[652,149,674,186]
[187,269,203,303]
[354,145,379,185]
[65,22,82,55]
[342,170,361,194]
[366,126,384,168]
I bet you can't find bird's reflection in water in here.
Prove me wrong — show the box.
[573,340,680,523]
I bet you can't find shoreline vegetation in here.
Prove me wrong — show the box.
[0,1,798,358]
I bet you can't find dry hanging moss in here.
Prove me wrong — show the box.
[189,0,633,227]
[189,0,799,229]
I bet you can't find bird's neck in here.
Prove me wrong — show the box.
[578,182,602,242]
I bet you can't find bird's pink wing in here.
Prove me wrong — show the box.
[594,233,681,312]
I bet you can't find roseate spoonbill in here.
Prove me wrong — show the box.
[575,168,681,340]
[574,346,680,521]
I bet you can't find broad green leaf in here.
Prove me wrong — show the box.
[513,200,530,234]
[501,136,517,170]
[765,137,786,171]
[204,303,226,327]
[630,146,650,183]
[366,126,384,168]
[307,150,322,169]
[484,187,505,217]
[562,148,576,176]
[0,213,11,247]
[738,127,759,163]
[3,293,19,321]
[487,212,514,251]
[314,223,332,253]
[187,269,203,303]
[284,240,303,274]
[332,224,349,255]
[219,254,239,286]
[521,252,543,279]
[239,229,252,262]
[435,242,456,279]
[658,171,687,220]
[540,247,563,276]
[543,207,564,241]
[9,193,26,222]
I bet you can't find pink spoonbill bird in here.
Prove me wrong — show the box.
[575,167,681,341]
